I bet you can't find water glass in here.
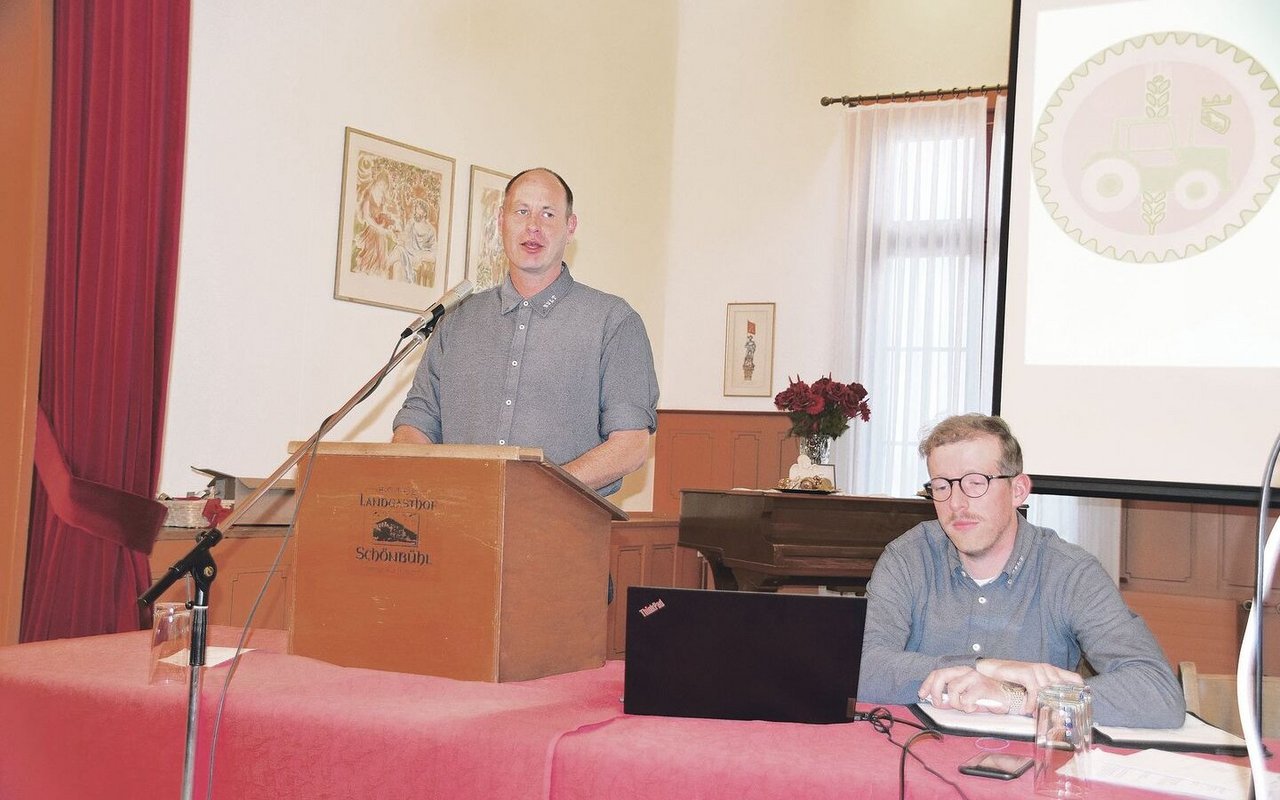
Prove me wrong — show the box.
[149,601,192,685]
[1034,683,1093,798]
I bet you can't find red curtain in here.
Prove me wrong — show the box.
[23,0,190,642]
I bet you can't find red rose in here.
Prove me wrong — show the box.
[774,374,871,437]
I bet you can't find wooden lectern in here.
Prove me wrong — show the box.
[288,442,626,682]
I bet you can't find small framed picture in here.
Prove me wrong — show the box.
[464,165,511,292]
[333,127,455,313]
[723,302,775,396]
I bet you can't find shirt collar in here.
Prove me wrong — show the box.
[498,264,574,317]
[948,515,1033,588]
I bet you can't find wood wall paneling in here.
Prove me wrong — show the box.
[730,432,763,489]
[664,431,715,514]
[0,0,52,645]
[1122,501,1195,584]
[609,542,646,656]
[1121,591,1242,675]
[1122,500,1280,675]
[653,410,798,516]
[1220,504,1264,591]
[228,569,291,630]
[149,527,295,630]
[606,516,703,659]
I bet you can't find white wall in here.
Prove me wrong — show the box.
[846,0,1013,94]
[162,0,678,509]
[161,0,1013,511]
[660,0,1012,410]
[658,3,856,409]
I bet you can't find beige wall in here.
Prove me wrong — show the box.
[659,0,1013,411]
[164,0,678,509]
[845,0,1013,94]
[161,0,1015,511]
[0,0,51,644]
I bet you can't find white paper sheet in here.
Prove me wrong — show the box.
[1060,749,1280,800]
[160,646,250,668]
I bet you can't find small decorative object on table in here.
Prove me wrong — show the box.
[159,494,234,528]
[773,375,870,491]
[160,496,211,528]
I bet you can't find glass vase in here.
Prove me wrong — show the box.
[800,434,832,465]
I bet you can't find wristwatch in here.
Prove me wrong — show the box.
[1000,682,1028,716]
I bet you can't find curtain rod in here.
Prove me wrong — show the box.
[820,84,1007,108]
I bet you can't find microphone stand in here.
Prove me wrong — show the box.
[138,316,444,800]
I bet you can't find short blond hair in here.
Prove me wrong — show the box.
[918,414,1023,475]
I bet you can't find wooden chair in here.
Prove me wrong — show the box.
[1179,660,1280,737]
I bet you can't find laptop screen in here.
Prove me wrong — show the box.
[623,586,866,724]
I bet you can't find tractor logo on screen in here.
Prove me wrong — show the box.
[1033,31,1280,262]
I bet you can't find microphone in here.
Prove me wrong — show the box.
[401,279,474,338]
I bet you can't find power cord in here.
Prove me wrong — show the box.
[201,414,325,800]
[199,334,403,799]
[853,707,975,800]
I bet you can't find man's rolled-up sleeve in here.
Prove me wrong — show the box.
[598,309,658,437]
[391,322,445,442]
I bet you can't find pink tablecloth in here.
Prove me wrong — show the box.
[0,627,1268,799]
[0,627,618,799]
[547,708,1268,800]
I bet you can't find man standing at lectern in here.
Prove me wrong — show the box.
[391,167,659,497]
[859,413,1186,727]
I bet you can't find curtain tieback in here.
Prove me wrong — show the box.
[32,407,166,555]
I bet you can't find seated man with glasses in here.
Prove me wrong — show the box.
[858,413,1185,727]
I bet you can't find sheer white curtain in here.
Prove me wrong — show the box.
[834,98,989,498]
[833,94,1122,577]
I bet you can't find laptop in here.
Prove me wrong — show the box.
[622,586,866,724]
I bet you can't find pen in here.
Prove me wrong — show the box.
[923,693,1004,710]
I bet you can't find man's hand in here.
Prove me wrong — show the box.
[918,666,1014,714]
[974,658,1083,714]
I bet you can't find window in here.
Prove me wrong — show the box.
[835,97,998,497]
[835,96,1121,577]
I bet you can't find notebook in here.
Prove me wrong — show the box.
[622,586,866,724]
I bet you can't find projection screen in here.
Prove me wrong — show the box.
[996,0,1280,503]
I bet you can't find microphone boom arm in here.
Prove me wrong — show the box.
[138,315,441,607]
[137,300,452,800]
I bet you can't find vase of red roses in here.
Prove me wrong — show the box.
[773,375,871,466]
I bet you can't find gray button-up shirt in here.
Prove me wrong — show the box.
[393,267,658,495]
[859,516,1186,728]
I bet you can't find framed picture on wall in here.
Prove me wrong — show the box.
[333,127,455,313]
[463,165,511,293]
[723,302,775,397]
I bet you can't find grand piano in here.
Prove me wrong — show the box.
[677,488,937,592]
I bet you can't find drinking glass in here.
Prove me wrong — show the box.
[1034,683,1093,798]
[149,601,192,685]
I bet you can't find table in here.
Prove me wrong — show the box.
[0,628,1267,799]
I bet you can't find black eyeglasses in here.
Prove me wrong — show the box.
[922,473,1018,501]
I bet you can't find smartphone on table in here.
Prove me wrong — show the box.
[957,752,1034,780]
